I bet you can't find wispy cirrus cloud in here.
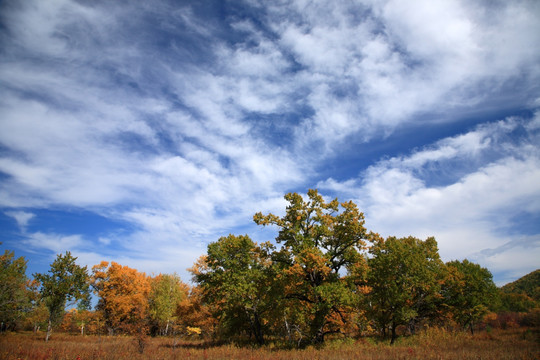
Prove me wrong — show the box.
[1,0,539,283]
[319,113,540,284]
[4,211,35,232]
[260,0,540,145]
[0,0,307,280]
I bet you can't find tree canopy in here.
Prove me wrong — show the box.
[148,273,189,336]
[253,189,369,344]
[1,190,532,346]
[33,251,90,341]
[91,261,150,335]
[0,249,31,331]
[442,259,498,334]
[367,235,444,343]
[191,234,275,344]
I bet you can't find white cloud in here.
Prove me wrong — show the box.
[260,0,540,148]
[4,211,35,231]
[23,232,84,254]
[375,0,478,61]
[475,235,540,286]
[320,116,540,275]
[1,0,539,284]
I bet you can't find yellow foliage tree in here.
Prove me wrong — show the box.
[91,261,150,335]
[148,273,189,336]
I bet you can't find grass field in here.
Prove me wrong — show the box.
[1,328,538,359]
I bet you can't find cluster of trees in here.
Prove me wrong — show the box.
[0,250,198,341]
[499,270,540,312]
[191,190,513,345]
[1,190,539,346]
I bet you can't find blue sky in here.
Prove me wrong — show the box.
[1,0,539,286]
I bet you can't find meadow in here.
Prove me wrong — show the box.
[1,327,538,360]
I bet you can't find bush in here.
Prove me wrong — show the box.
[519,308,540,327]
[489,312,520,329]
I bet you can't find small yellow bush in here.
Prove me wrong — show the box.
[186,326,202,336]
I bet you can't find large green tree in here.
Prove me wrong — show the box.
[254,189,368,345]
[366,235,444,344]
[34,251,90,341]
[442,259,498,334]
[0,249,31,331]
[191,234,274,345]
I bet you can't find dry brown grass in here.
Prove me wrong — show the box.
[1,327,538,359]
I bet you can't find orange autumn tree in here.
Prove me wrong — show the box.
[59,308,103,335]
[176,285,217,337]
[91,261,150,335]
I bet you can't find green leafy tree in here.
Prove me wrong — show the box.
[34,251,90,341]
[148,273,188,336]
[191,234,274,345]
[366,235,444,344]
[254,189,368,345]
[0,249,31,331]
[21,277,48,333]
[24,299,49,333]
[442,259,498,334]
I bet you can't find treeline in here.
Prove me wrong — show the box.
[1,251,205,341]
[1,190,539,346]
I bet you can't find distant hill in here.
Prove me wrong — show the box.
[501,269,540,302]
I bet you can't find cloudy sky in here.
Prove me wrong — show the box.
[1,0,539,286]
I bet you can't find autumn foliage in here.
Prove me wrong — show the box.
[91,261,151,335]
[0,190,539,352]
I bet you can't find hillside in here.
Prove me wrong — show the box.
[500,269,540,301]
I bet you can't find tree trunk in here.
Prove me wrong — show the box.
[284,316,292,343]
[408,319,416,335]
[250,311,265,345]
[45,319,52,342]
[165,319,170,336]
[469,321,474,335]
[309,308,328,344]
[390,321,397,345]
[313,327,325,344]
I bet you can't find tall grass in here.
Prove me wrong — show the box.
[1,327,538,359]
